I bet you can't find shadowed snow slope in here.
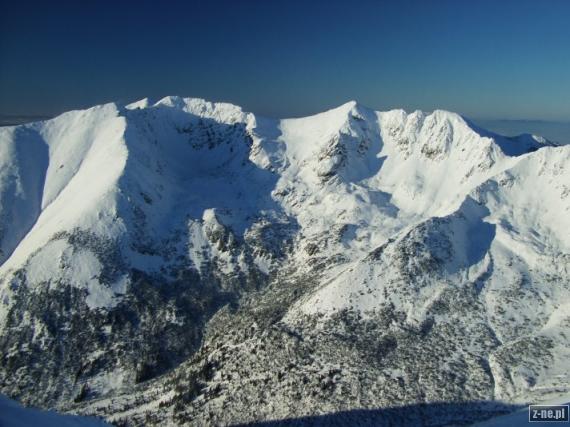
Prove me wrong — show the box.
[0,97,566,426]
[0,393,110,427]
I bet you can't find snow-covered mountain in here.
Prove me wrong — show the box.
[0,97,567,426]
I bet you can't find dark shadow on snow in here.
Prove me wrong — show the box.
[233,400,522,427]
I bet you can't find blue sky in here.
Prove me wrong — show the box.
[0,0,569,121]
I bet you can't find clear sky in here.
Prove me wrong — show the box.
[1,0,569,121]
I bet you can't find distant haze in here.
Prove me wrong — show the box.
[0,115,51,127]
[473,119,570,145]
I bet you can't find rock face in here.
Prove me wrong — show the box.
[0,97,568,426]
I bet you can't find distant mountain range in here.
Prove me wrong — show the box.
[0,98,568,426]
[0,115,52,127]
[473,119,570,145]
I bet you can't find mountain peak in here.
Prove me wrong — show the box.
[339,99,359,110]
[150,96,247,123]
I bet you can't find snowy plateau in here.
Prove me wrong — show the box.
[0,96,568,426]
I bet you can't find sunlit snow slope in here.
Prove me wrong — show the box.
[0,97,550,317]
